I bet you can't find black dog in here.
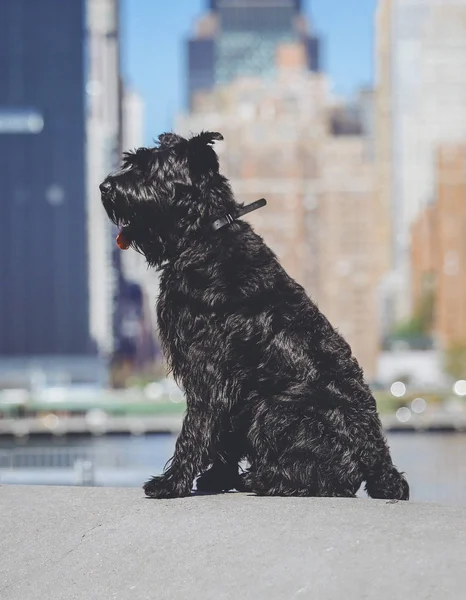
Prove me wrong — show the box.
[100,131,409,500]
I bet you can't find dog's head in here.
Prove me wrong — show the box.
[100,131,235,266]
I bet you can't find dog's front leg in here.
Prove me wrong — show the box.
[143,400,223,499]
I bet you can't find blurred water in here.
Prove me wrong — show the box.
[387,433,466,506]
[1,433,465,506]
[0,434,176,488]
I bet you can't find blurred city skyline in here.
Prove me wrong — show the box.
[1,0,466,391]
[121,0,377,143]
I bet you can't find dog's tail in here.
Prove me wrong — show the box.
[364,461,409,500]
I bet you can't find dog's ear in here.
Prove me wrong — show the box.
[187,131,224,176]
[190,131,224,146]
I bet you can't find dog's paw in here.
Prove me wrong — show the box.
[143,475,191,499]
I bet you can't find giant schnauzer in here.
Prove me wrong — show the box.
[100,131,409,500]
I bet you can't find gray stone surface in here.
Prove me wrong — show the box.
[1,486,465,600]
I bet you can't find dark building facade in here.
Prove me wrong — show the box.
[188,38,216,111]
[0,0,90,355]
[188,0,321,105]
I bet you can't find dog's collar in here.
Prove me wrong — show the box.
[212,198,267,231]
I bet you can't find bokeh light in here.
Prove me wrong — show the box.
[390,381,407,398]
[411,397,427,414]
[453,380,466,397]
[396,407,411,423]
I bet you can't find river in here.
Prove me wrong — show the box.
[1,433,465,506]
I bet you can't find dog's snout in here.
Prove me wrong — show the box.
[99,181,113,194]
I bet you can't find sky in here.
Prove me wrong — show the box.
[121,0,378,145]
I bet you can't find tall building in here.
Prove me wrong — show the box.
[316,137,378,377]
[411,144,466,348]
[374,0,395,335]
[188,0,321,106]
[375,0,466,325]
[181,44,327,286]
[0,0,89,356]
[86,0,122,357]
[177,43,381,378]
[0,0,120,368]
[118,87,160,369]
[122,88,145,152]
[435,145,466,347]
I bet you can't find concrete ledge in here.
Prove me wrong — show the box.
[1,486,465,600]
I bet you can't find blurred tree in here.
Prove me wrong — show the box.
[389,288,435,349]
[109,357,134,389]
[444,342,466,380]
[127,360,168,388]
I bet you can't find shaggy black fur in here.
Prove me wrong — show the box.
[100,131,409,500]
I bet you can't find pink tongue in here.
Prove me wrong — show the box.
[116,231,130,250]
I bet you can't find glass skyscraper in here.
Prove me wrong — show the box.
[0,0,90,356]
[188,0,321,106]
